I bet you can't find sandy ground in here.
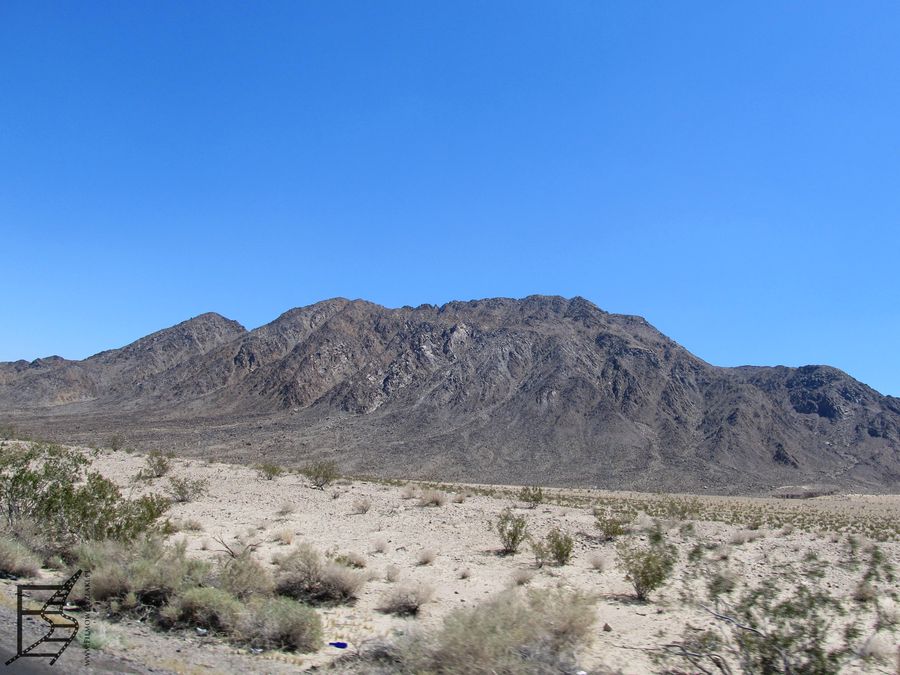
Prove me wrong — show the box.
[2,445,899,674]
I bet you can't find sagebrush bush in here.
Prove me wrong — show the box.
[274,544,365,605]
[300,460,339,489]
[418,490,447,507]
[497,508,528,554]
[399,587,596,674]
[0,535,40,577]
[167,476,209,503]
[218,551,274,599]
[616,538,677,601]
[166,587,242,633]
[379,582,434,616]
[236,596,323,653]
[351,497,372,514]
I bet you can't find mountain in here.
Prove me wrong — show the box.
[1,296,898,494]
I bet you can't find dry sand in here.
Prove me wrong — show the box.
[1,445,898,674]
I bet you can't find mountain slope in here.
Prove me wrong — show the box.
[1,296,897,494]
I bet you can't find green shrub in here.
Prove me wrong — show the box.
[518,486,544,509]
[255,463,284,481]
[167,476,209,503]
[0,443,169,547]
[142,451,173,479]
[616,538,677,601]
[236,596,323,653]
[0,535,40,577]
[218,551,274,599]
[545,528,574,566]
[594,509,630,541]
[167,587,242,633]
[497,508,528,554]
[274,544,365,605]
[300,460,339,490]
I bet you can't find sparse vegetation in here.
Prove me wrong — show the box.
[379,582,434,616]
[497,508,528,554]
[418,489,448,507]
[142,450,174,479]
[594,508,630,541]
[167,475,209,503]
[417,549,436,566]
[518,485,544,509]
[235,596,323,653]
[255,463,284,481]
[616,536,677,601]
[273,543,366,605]
[351,496,372,514]
[0,535,40,577]
[301,460,339,490]
[544,527,574,566]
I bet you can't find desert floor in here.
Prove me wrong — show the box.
[1,444,898,674]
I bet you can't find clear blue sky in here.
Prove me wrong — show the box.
[1,2,898,395]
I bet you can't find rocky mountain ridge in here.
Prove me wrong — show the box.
[1,296,897,494]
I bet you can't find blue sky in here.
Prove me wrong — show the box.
[1,2,898,395]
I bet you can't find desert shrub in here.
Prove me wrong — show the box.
[496,508,528,554]
[417,549,436,566]
[0,443,169,548]
[301,460,339,489]
[511,569,534,586]
[398,587,596,674]
[662,555,887,674]
[400,484,416,499]
[78,538,209,611]
[236,596,323,653]
[166,587,242,633]
[167,476,209,503]
[589,553,607,572]
[218,551,274,599]
[417,490,447,507]
[351,497,372,514]
[331,551,367,569]
[518,486,544,509]
[107,434,125,452]
[594,509,630,541]
[0,535,40,577]
[530,539,548,568]
[452,492,466,504]
[545,528,574,566]
[616,538,677,601]
[379,582,434,616]
[142,451,173,479]
[385,565,400,583]
[277,501,296,517]
[274,544,365,605]
[255,463,283,481]
[371,538,387,554]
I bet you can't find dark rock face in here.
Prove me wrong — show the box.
[1,296,898,494]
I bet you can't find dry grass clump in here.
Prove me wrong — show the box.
[333,551,367,569]
[385,565,400,583]
[0,536,41,577]
[400,484,417,500]
[218,551,274,599]
[395,587,597,674]
[417,549,436,566]
[277,501,296,517]
[273,543,366,605]
[371,538,387,554]
[589,553,607,572]
[379,582,435,616]
[418,490,448,507]
[458,568,471,580]
[163,587,242,633]
[351,497,372,515]
[235,596,323,653]
[510,569,534,586]
[452,492,466,504]
[274,529,294,546]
